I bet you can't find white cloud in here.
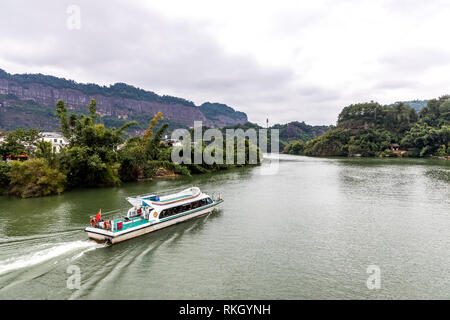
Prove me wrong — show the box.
[1,0,450,125]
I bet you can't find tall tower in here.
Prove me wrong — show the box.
[266,118,269,129]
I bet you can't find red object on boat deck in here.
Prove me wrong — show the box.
[117,221,123,230]
[96,209,102,222]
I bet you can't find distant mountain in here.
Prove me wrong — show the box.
[223,121,329,141]
[221,121,330,151]
[389,100,429,113]
[199,102,248,128]
[0,69,247,133]
[271,121,330,142]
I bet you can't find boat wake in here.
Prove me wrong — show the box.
[0,240,104,276]
[0,229,81,246]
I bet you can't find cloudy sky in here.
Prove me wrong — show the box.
[1,0,450,125]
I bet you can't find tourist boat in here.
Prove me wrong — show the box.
[84,187,223,244]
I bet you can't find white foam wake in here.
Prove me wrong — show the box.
[0,240,102,275]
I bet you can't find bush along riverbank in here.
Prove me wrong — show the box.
[0,99,260,198]
[284,96,450,158]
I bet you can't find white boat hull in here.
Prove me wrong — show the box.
[85,203,217,244]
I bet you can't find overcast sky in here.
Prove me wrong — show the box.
[1,0,450,125]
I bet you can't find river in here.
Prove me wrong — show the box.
[0,154,449,299]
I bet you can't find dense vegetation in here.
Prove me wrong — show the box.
[272,121,330,149]
[221,121,329,152]
[388,99,428,113]
[0,128,41,158]
[7,159,66,198]
[284,97,450,158]
[0,99,260,198]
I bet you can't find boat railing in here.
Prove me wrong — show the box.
[210,192,222,202]
[88,209,120,220]
[89,209,140,231]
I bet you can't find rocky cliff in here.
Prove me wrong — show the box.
[0,69,248,131]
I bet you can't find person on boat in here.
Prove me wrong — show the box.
[96,209,103,222]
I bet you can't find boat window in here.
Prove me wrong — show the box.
[160,206,184,218]
[158,199,212,219]
[143,195,158,201]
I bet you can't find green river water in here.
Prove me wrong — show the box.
[0,154,449,299]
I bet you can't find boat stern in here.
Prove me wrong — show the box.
[85,226,114,243]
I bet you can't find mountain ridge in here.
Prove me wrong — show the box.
[0,69,247,132]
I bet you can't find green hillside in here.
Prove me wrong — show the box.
[284,97,450,157]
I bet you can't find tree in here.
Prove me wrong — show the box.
[143,111,164,142]
[337,102,384,129]
[283,140,305,155]
[55,99,137,187]
[118,112,170,181]
[402,124,450,156]
[0,129,41,159]
[36,140,59,169]
[7,159,66,198]
[303,128,350,156]
[419,95,450,127]
[0,161,10,191]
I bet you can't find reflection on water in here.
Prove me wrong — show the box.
[425,168,450,183]
[0,154,449,299]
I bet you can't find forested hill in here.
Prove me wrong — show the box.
[284,97,450,157]
[0,69,247,132]
[221,121,330,151]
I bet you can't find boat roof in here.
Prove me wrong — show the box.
[126,187,206,210]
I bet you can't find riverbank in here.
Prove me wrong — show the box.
[0,100,261,199]
[432,155,450,160]
[283,150,450,160]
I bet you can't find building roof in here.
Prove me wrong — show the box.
[41,132,65,138]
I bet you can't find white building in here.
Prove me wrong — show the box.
[162,135,183,147]
[40,132,68,152]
